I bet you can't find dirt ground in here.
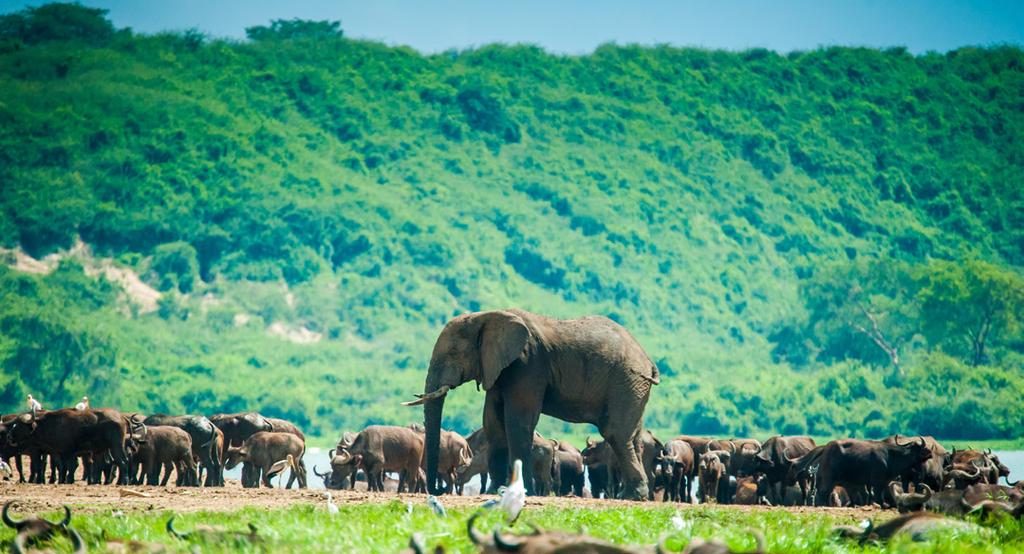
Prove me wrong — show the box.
[0,480,888,521]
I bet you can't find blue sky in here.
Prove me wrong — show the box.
[4,0,1023,54]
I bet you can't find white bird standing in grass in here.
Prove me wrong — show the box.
[0,460,12,480]
[75,396,89,411]
[670,511,687,531]
[497,459,526,523]
[324,492,339,515]
[27,394,42,413]
[427,495,447,518]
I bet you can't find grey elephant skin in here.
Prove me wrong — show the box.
[406,309,659,499]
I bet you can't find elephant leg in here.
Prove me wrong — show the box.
[484,392,508,493]
[502,403,540,496]
[605,430,647,500]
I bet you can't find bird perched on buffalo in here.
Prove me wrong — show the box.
[26,394,42,413]
[74,396,89,411]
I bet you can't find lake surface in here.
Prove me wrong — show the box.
[228,448,1024,493]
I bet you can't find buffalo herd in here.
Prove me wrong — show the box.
[0,408,307,490]
[2,405,1021,519]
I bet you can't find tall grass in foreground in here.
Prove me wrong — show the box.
[1,503,1022,553]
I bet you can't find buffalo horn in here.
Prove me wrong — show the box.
[466,512,487,545]
[985,448,992,456]
[335,450,352,465]
[493,530,524,551]
[313,465,327,478]
[2,501,20,528]
[52,505,71,528]
[401,385,451,407]
[918,437,926,447]
[1003,476,1021,487]
[328,449,335,460]
[166,517,188,539]
[69,526,86,554]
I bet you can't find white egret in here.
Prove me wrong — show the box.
[0,460,11,480]
[427,495,447,518]
[496,459,526,523]
[27,394,42,413]
[324,492,339,515]
[75,396,89,411]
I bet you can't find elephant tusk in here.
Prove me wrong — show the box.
[401,385,450,406]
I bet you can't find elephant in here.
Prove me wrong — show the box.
[404,309,659,499]
[224,431,306,489]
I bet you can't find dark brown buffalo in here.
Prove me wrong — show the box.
[409,424,473,494]
[698,450,729,504]
[128,425,197,486]
[813,437,932,507]
[334,425,423,493]
[466,511,649,553]
[552,440,585,497]
[891,481,1023,516]
[720,438,762,479]
[456,428,489,494]
[883,435,946,491]
[582,430,662,500]
[225,431,306,489]
[6,408,134,485]
[581,436,617,499]
[833,511,972,543]
[143,414,222,486]
[659,439,695,503]
[944,460,988,490]
[3,501,85,554]
[752,436,816,505]
[949,448,1010,485]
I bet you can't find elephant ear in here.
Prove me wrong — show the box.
[477,310,530,391]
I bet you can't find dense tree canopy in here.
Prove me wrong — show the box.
[0,4,1022,441]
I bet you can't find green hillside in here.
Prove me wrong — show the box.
[1,4,1022,442]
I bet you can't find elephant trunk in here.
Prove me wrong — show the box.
[424,378,445,496]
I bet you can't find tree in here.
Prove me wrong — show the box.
[245,19,342,42]
[915,259,1024,366]
[796,260,917,374]
[0,3,115,45]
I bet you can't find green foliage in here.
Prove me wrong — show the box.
[0,5,1022,441]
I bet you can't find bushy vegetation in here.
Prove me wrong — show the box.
[0,4,1022,442]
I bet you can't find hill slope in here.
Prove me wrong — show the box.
[1,5,1022,440]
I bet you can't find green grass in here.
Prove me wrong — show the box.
[3,503,1022,553]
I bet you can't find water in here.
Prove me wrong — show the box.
[230,449,1024,492]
